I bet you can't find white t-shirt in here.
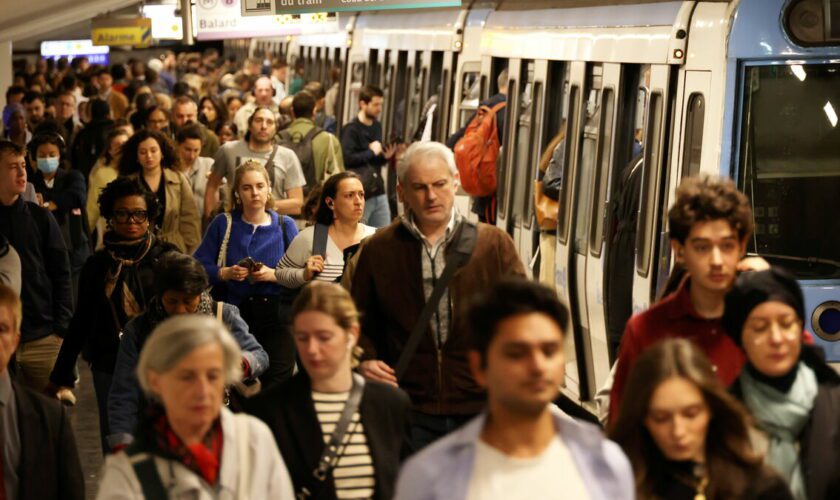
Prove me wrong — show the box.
[211,140,305,202]
[465,437,591,500]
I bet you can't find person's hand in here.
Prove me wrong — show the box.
[303,255,325,281]
[369,141,383,156]
[384,143,398,160]
[738,256,770,273]
[35,193,44,205]
[359,360,398,387]
[43,381,61,399]
[249,264,276,283]
[221,265,249,282]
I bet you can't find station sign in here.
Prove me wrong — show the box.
[91,18,153,48]
[241,0,461,16]
[195,0,339,41]
[40,40,110,65]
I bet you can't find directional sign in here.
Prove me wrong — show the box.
[196,0,340,40]
[91,18,153,48]
[241,0,460,17]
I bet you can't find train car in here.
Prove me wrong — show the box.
[248,0,840,415]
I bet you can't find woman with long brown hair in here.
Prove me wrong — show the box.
[610,339,793,500]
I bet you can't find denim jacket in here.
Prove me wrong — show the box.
[394,405,635,500]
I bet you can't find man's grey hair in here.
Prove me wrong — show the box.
[397,141,458,185]
[136,314,243,396]
[497,69,509,93]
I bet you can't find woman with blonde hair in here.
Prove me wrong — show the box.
[97,315,294,499]
[194,160,299,388]
[247,282,412,500]
[610,339,793,500]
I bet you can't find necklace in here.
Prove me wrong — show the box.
[693,465,709,500]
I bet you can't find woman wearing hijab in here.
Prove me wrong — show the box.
[723,268,840,500]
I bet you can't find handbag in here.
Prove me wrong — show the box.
[210,213,233,301]
[534,179,559,231]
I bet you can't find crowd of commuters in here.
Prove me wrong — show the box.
[0,51,835,500]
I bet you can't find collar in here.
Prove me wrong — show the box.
[401,209,460,247]
[666,279,718,321]
[0,370,11,407]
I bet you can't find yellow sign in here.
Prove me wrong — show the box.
[91,18,153,48]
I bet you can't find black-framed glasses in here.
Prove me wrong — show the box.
[112,210,149,224]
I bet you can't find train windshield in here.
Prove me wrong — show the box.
[739,63,840,279]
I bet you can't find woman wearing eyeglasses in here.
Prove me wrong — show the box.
[47,177,178,453]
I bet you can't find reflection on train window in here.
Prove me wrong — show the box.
[682,93,705,178]
[558,82,579,244]
[574,64,604,255]
[405,53,425,141]
[636,91,663,276]
[740,63,840,279]
[590,87,615,257]
[497,78,516,219]
[388,51,409,143]
[512,60,536,227]
[368,50,381,86]
[459,72,481,128]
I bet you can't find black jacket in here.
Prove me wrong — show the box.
[0,197,72,342]
[732,345,840,500]
[49,240,176,386]
[246,373,413,500]
[71,118,114,178]
[340,118,387,198]
[31,168,91,271]
[13,380,85,500]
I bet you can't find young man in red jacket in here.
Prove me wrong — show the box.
[608,176,765,425]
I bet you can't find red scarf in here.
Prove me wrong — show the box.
[153,410,224,485]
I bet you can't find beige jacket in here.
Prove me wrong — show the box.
[130,168,201,253]
[95,409,294,500]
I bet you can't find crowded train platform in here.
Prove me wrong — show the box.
[0,0,838,498]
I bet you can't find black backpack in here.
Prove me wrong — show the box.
[277,126,323,195]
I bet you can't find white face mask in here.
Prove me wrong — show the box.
[37,157,60,174]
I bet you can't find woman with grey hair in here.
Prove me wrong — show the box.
[96,314,294,499]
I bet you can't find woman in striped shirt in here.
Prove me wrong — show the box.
[246,282,412,500]
[276,171,375,286]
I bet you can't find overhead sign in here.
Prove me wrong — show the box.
[241,0,461,16]
[195,0,339,41]
[91,18,153,48]
[40,40,110,65]
[141,4,184,40]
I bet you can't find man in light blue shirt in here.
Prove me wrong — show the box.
[395,279,633,500]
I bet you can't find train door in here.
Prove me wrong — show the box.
[509,60,544,276]
[496,58,519,235]
[554,61,585,401]
[632,65,675,313]
[344,58,366,125]
[438,51,457,143]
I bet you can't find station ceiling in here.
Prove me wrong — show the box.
[0,0,139,45]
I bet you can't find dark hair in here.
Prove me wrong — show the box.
[172,95,197,111]
[271,58,288,70]
[139,105,169,129]
[244,106,275,142]
[668,176,753,245]
[0,140,25,160]
[359,85,384,105]
[215,120,238,137]
[98,176,159,222]
[303,81,325,100]
[175,123,205,144]
[102,129,130,165]
[153,253,209,297]
[22,91,45,105]
[292,91,316,120]
[609,339,762,499]
[89,98,111,123]
[467,278,569,361]
[198,95,228,127]
[110,64,127,81]
[118,129,179,176]
[5,85,25,101]
[314,171,363,226]
[28,131,67,169]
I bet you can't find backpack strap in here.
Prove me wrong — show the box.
[394,221,478,380]
[304,126,323,142]
[265,145,279,186]
[312,223,329,258]
[125,447,168,499]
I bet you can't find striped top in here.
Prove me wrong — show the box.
[276,224,375,288]
[312,391,376,500]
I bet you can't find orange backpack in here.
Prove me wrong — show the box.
[454,101,506,197]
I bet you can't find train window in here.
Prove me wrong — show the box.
[368,50,381,86]
[574,66,604,255]
[458,72,481,128]
[739,63,840,279]
[347,62,366,118]
[785,0,840,45]
[682,93,705,178]
[389,51,409,143]
[590,87,616,257]
[636,92,664,277]
[557,83,580,245]
[512,61,536,225]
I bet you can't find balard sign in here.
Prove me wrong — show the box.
[242,0,461,16]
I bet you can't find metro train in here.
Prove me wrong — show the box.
[237,0,840,414]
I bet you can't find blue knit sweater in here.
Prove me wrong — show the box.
[194,210,298,305]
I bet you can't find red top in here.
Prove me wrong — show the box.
[608,281,745,425]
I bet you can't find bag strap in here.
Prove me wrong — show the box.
[126,451,168,499]
[394,221,478,380]
[312,223,329,258]
[297,373,366,500]
[265,145,279,185]
[303,126,323,142]
[217,213,233,268]
[216,301,224,321]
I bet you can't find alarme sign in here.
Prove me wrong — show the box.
[241,0,460,16]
